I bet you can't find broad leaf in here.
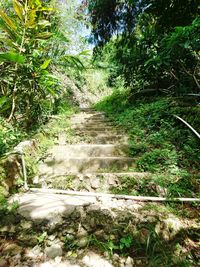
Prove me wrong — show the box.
[0,52,25,64]
[40,59,51,70]
[0,10,17,30]
[13,0,24,21]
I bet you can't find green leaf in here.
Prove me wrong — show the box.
[0,96,10,113]
[36,32,53,39]
[0,10,17,30]
[0,52,25,64]
[0,96,8,107]
[40,59,51,70]
[13,0,24,21]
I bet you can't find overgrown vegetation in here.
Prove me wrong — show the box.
[96,91,200,198]
[86,0,199,95]
[84,0,200,198]
[0,1,199,266]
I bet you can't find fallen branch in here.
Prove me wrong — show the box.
[29,188,200,203]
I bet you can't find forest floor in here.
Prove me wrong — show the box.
[0,108,199,267]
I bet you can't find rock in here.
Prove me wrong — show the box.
[25,245,43,259]
[0,225,9,233]
[90,178,100,189]
[3,243,22,256]
[108,176,117,186]
[45,244,63,259]
[76,237,89,248]
[20,220,32,230]
[0,259,8,267]
[135,260,142,265]
[15,139,36,152]
[82,251,113,267]
[65,234,75,241]
[55,256,62,264]
[125,256,134,267]
[77,226,88,238]
[155,216,183,241]
[155,185,167,197]
[66,228,76,235]
[113,253,120,262]
[48,235,56,241]
[33,176,39,184]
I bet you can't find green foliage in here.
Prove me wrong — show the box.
[136,148,178,172]
[90,234,133,256]
[88,0,199,95]
[0,0,58,124]
[37,231,47,245]
[0,116,25,157]
[96,91,200,198]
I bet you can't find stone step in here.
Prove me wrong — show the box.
[10,192,96,221]
[39,157,135,174]
[74,126,120,132]
[76,130,123,137]
[38,172,151,192]
[91,135,128,144]
[49,144,129,157]
[79,108,99,113]
[72,121,114,127]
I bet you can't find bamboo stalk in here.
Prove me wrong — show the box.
[29,188,200,202]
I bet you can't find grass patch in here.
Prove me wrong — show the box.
[95,90,200,198]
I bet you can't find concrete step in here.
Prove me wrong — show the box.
[49,144,129,157]
[74,126,120,132]
[76,130,123,137]
[72,122,114,127]
[10,192,96,221]
[91,135,128,144]
[39,172,151,192]
[39,157,135,174]
[79,108,99,114]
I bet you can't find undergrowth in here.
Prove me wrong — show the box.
[95,90,200,198]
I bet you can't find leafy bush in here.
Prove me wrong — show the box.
[136,148,178,172]
[0,117,25,157]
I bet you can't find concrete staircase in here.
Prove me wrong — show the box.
[12,108,151,221]
[36,108,150,192]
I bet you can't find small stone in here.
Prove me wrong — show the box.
[77,226,88,238]
[113,253,120,262]
[103,251,110,258]
[48,235,56,241]
[55,256,62,264]
[26,245,43,258]
[108,176,116,185]
[135,260,142,265]
[76,237,89,248]
[65,234,75,241]
[20,220,32,230]
[120,258,126,264]
[33,176,39,184]
[66,228,76,235]
[90,178,100,189]
[45,244,62,259]
[0,226,9,233]
[125,256,134,267]
[155,216,183,241]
